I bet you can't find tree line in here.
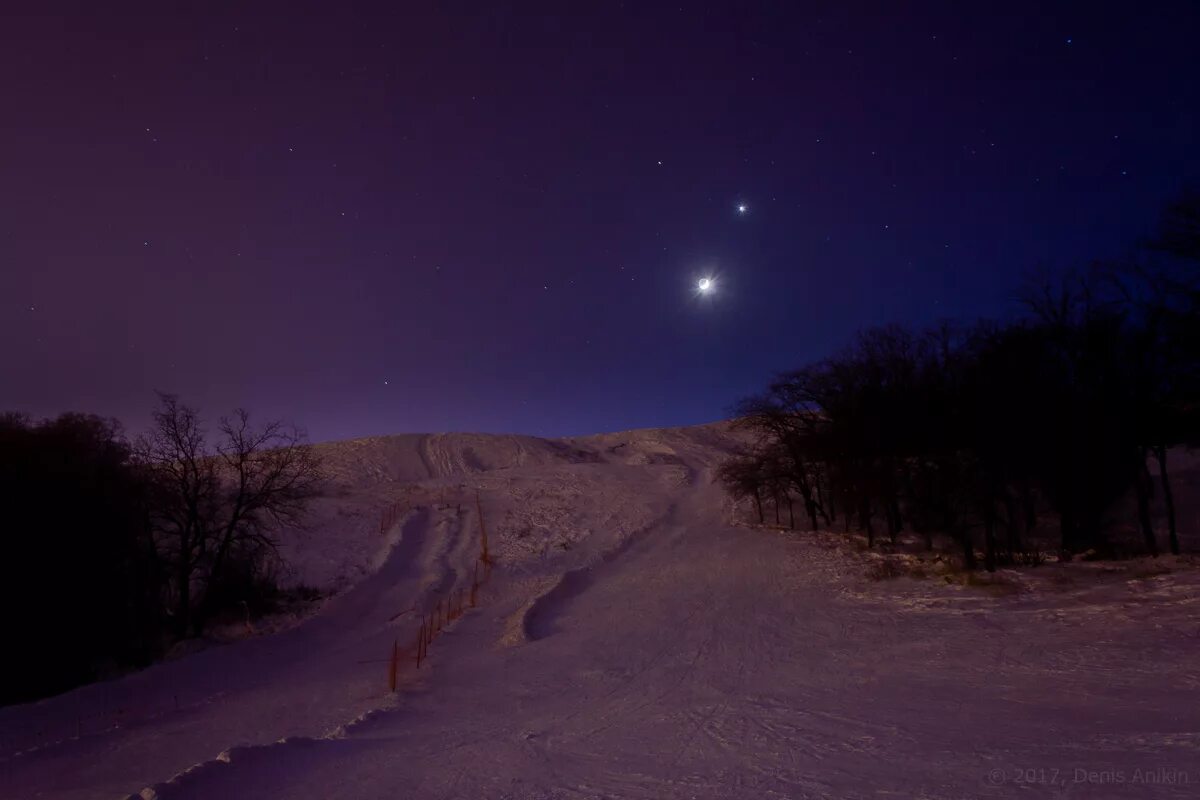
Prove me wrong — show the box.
[721,190,1199,570]
[0,394,322,705]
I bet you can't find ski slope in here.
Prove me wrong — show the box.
[1,424,1198,799]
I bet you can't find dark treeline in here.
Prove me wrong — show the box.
[722,190,1200,569]
[0,395,322,705]
[0,413,162,705]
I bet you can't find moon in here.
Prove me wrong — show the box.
[698,277,714,293]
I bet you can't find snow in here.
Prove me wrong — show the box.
[2,423,1198,799]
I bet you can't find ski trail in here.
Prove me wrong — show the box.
[522,507,674,641]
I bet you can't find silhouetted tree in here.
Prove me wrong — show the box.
[1128,187,1200,553]
[138,394,323,636]
[718,455,767,523]
[1149,185,1200,263]
[723,192,1196,568]
[0,413,165,704]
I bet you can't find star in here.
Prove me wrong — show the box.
[736,203,748,215]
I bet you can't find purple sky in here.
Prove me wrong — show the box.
[4,2,1199,442]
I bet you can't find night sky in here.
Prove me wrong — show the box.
[5,2,1199,442]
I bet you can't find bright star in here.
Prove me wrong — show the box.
[736,203,748,214]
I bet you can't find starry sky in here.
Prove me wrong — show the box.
[4,2,1199,442]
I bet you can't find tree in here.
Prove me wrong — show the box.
[1018,270,1149,556]
[1148,185,1200,263]
[138,394,323,636]
[0,413,164,704]
[718,454,767,524]
[722,192,1196,567]
[1134,187,1200,553]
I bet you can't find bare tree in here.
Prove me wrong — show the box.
[138,394,323,636]
[718,454,767,524]
[138,394,216,636]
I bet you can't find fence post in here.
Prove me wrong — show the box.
[476,490,491,565]
[388,639,398,692]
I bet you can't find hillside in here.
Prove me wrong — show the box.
[1,423,1198,800]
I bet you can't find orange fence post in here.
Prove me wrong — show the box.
[388,639,399,692]
[380,500,408,535]
[476,490,491,565]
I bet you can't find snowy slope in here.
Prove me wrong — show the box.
[2,424,1199,800]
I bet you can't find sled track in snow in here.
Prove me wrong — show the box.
[521,506,677,642]
[127,505,480,800]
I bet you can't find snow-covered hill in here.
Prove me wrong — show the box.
[2,423,1198,800]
